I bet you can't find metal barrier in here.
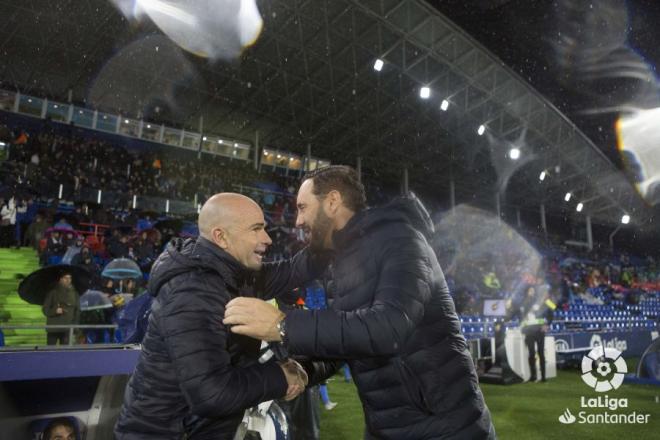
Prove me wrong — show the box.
[0,324,118,346]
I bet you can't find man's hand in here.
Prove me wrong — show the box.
[223,297,285,341]
[279,359,308,401]
[55,307,64,315]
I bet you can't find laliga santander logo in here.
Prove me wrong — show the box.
[557,344,650,425]
[581,345,627,392]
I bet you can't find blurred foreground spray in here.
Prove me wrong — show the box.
[431,205,543,309]
[553,0,660,205]
[111,0,263,60]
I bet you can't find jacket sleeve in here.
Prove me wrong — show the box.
[254,248,330,303]
[158,274,289,418]
[73,295,80,324]
[297,359,343,386]
[283,236,432,358]
[42,289,57,317]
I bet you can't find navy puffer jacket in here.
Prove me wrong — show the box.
[115,237,323,439]
[284,197,496,439]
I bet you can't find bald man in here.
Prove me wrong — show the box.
[115,193,325,440]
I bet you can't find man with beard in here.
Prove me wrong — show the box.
[115,193,321,440]
[224,166,495,439]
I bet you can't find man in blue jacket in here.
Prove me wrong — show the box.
[225,166,496,439]
[115,193,319,439]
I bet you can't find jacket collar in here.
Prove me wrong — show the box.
[331,209,368,251]
[195,236,249,290]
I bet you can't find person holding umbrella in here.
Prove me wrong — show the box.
[41,271,80,345]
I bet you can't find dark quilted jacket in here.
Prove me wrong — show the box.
[284,197,496,439]
[115,237,322,439]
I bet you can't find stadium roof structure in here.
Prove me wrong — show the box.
[0,0,652,229]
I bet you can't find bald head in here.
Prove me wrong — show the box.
[198,193,273,270]
[198,193,261,239]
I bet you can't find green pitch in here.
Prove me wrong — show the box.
[0,247,45,346]
[320,360,660,439]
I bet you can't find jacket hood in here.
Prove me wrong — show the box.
[333,193,435,248]
[148,237,247,297]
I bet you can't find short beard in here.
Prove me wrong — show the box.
[310,207,332,251]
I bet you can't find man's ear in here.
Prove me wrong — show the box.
[326,190,342,215]
[212,227,230,250]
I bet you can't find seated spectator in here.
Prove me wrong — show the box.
[41,417,78,440]
[587,269,603,288]
[62,231,76,248]
[62,235,85,265]
[123,278,144,296]
[108,235,130,259]
[133,231,154,262]
[43,230,66,264]
[14,129,28,145]
[53,217,73,230]
[73,247,101,287]
[101,278,116,296]
[127,245,138,261]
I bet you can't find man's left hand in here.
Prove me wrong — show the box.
[223,297,284,341]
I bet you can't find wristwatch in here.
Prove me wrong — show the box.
[277,318,287,342]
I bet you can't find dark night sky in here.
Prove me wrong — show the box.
[430,0,660,169]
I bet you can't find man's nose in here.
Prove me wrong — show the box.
[262,229,273,245]
[295,214,304,229]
